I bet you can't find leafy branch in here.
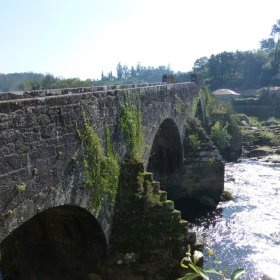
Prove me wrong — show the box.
[177,245,245,280]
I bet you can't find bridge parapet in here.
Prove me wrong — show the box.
[0,82,172,101]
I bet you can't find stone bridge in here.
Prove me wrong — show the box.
[0,82,224,279]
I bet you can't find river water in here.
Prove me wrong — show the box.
[191,159,280,280]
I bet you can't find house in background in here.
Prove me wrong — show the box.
[212,88,240,102]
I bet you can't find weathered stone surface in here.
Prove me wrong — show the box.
[0,82,200,244]
[0,82,227,280]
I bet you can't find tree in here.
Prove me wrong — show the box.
[41,74,56,89]
[116,63,123,80]
[260,38,276,52]
[271,19,280,41]
[193,56,209,75]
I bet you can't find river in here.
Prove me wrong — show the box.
[191,159,280,280]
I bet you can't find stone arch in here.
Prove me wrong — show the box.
[147,118,183,190]
[0,205,107,280]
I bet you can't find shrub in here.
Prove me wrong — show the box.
[210,122,231,152]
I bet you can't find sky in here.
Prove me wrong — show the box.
[0,0,279,80]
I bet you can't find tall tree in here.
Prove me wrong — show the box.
[116,63,123,80]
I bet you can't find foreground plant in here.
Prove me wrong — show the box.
[177,245,245,280]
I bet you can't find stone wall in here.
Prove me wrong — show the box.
[233,105,280,120]
[0,82,199,243]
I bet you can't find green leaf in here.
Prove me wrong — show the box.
[231,268,245,280]
[189,263,209,280]
[207,248,215,256]
[179,272,201,280]
[204,268,224,277]
[214,259,222,265]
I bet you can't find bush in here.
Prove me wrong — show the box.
[259,130,279,145]
[262,117,280,126]
[210,122,231,152]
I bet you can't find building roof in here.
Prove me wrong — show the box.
[212,89,240,96]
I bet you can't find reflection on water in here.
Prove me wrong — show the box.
[191,159,280,280]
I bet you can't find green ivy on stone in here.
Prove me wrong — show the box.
[78,113,119,212]
[119,91,143,161]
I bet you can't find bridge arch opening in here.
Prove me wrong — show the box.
[0,206,107,280]
[147,118,183,191]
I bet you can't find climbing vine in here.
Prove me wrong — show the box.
[192,95,200,117]
[119,91,143,161]
[78,113,119,212]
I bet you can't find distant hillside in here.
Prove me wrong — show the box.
[0,72,45,92]
[0,72,94,92]
[0,66,192,92]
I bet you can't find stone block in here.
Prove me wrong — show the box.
[144,172,153,181]
[152,181,160,192]
[186,229,196,245]
[158,190,167,201]
[172,209,181,220]
[163,200,174,211]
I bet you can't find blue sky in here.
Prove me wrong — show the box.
[0,0,279,80]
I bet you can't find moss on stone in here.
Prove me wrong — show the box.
[220,190,233,202]
[16,183,26,193]
[110,159,185,261]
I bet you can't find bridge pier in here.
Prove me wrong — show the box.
[105,158,195,280]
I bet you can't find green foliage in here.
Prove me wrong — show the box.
[192,96,200,117]
[4,210,14,217]
[192,20,280,90]
[262,117,280,126]
[193,50,269,90]
[16,183,26,192]
[210,122,231,152]
[247,116,261,127]
[175,105,182,115]
[78,113,119,212]
[178,245,245,280]
[188,134,201,153]
[119,91,143,161]
[184,118,205,157]
[101,63,174,84]
[233,98,259,106]
[0,72,94,92]
[200,92,242,160]
[144,180,162,208]
[259,130,280,145]
[233,88,280,107]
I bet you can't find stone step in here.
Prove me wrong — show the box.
[186,228,197,245]
[172,209,181,220]
[152,181,161,193]
[158,190,167,201]
[144,172,153,182]
[179,219,188,227]
[163,200,174,211]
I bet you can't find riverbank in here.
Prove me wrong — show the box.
[241,124,280,163]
